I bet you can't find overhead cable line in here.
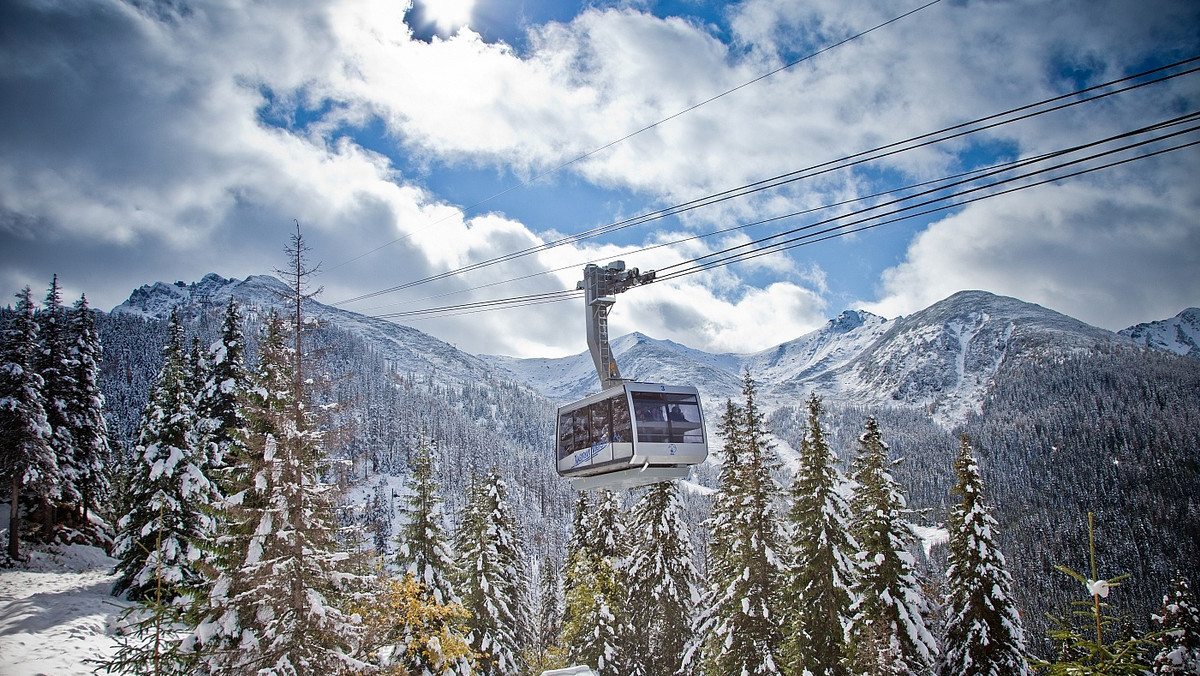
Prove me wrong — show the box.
[374,121,1200,319]
[333,55,1200,307]
[356,141,1117,313]
[655,122,1200,281]
[327,0,946,273]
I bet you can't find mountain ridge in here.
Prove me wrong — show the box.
[112,274,1191,427]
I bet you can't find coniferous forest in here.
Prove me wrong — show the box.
[3,253,1199,674]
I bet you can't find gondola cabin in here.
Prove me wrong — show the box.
[556,382,708,490]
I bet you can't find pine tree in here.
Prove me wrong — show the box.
[189,226,366,674]
[395,435,460,607]
[111,309,216,602]
[99,503,192,676]
[623,480,699,676]
[1033,513,1155,675]
[387,434,471,675]
[561,490,625,676]
[845,416,938,676]
[456,468,527,676]
[66,294,111,531]
[694,373,785,676]
[939,435,1030,676]
[197,296,247,473]
[526,552,566,672]
[0,287,56,563]
[680,398,744,676]
[782,393,857,676]
[35,274,77,537]
[1151,573,1200,675]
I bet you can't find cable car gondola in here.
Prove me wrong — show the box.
[555,261,709,490]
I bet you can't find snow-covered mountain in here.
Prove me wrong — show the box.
[1120,307,1200,359]
[486,290,1133,425]
[114,273,498,383]
[116,276,1192,429]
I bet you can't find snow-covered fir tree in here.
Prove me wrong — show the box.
[623,480,699,676]
[526,551,565,672]
[561,490,625,676]
[396,435,460,606]
[845,415,938,675]
[386,434,471,675]
[939,435,1030,676]
[196,297,247,474]
[66,294,111,530]
[0,287,56,563]
[782,393,857,676]
[190,227,367,673]
[34,275,78,536]
[690,374,786,676]
[111,309,216,602]
[456,468,528,676]
[1152,573,1200,675]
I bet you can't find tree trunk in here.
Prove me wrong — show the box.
[8,475,20,561]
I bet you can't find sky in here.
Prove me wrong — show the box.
[1,0,1198,359]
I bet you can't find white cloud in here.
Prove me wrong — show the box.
[1,0,1197,360]
[866,160,1200,330]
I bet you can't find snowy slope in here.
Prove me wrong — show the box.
[822,290,1129,424]
[113,273,498,383]
[1120,307,1200,359]
[0,544,123,676]
[487,291,1134,425]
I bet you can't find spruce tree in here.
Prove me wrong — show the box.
[939,435,1030,676]
[35,274,77,536]
[1151,573,1200,675]
[395,435,460,604]
[456,469,527,676]
[197,296,247,473]
[111,309,216,602]
[1033,513,1155,675]
[189,226,366,673]
[66,294,111,530]
[624,480,699,676]
[782,393,857,676]
[389,434,471,675]
[695,373,785,676]
[680,398,744,676]
[527,552,565,672]
[845,416,938,676]
[561,490,624,676]
[0,287,56,563]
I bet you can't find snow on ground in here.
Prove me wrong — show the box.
[0,544,125,676]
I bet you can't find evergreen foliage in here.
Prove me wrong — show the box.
[456,468,528,676]
[561,491,625,676]
[202,297,248,463]
[1151,573,1200,675]
[623,480,699,676]
[845,416,938,676]
[689,374,785,676]
[188,227,367,674]
[35,275,78,536]
[111,310,215,602]
[390,434,471,675]
[782,393,857,676]
[66,294,112,531]
[939,436,1030,676]
[1032,515,1157,675]
[0,287,55,563]
[98,504,192,676]
[526,552,566,673]
[395,435,461,607]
